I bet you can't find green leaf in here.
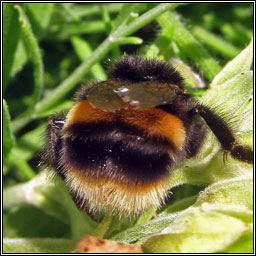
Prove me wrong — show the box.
[113,173,253,249]
[59,3,80,22]
[25,3,55,32]
[111,36,143,46]
[194,174,253,211]
[3,99,15,158]
[225,232,253,253]
[3,206,69,238]
[73,3,122,18]
[212,38,253,86]
[61,21,106,35]
[3,172,96,239]
[202,71,253,117]
[3,3,21,92]
[112,213,178,243]
[237,99,253,147]
[192,26,240,59]
[15,5,44,112]
[167,140,252,188]
[10,4,55,77]
[70,36,107,80]
[142,208,250,253]
[142,174,253,253]
[157,11,221,81]
[11,123,46,161]
[3,238,76,253]
[161,195,198,215]
[7,150,36,180]
[36,100,73,118]
[10,39,28,76]
[100,4,112,33]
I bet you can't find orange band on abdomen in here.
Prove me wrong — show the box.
[65,100,185,150]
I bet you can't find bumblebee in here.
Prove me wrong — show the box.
[43,56,253,218]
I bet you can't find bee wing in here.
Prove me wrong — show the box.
[86,80,180,112]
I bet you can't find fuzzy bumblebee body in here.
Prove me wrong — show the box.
[43,56,253,217]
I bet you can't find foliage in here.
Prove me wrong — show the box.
[3,3,253,253]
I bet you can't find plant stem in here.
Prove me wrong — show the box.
[113,3,186,38]
[91,214,112,239]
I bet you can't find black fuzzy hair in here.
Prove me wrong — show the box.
[110,56,185,87]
